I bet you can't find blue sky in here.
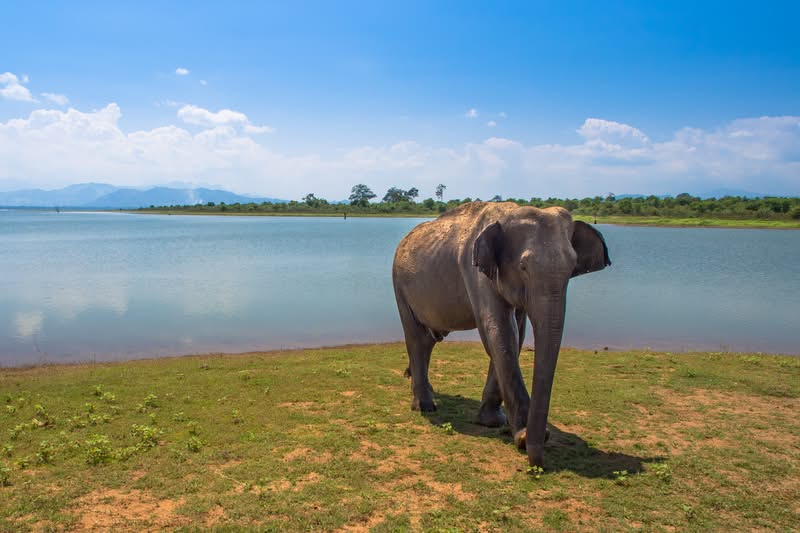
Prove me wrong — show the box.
[1,1,798,199]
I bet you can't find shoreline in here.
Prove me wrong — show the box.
[124,209,800,229]
[2,340,798,372]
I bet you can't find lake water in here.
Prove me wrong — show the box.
[1,210,798,366]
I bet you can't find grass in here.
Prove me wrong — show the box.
[573,214,800,229]
[1,342,798,531]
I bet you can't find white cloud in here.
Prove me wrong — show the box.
[0,72,36,102]
[200,79,207,86]
[175,67,190,76]
[177,104,274,133]
[0,104,797,199]
[465,108,478,118]
[14,311,43,339]
[578,118,649,144]
[498,112,507,118]
[41,92,69,105]
[487,121,497,128]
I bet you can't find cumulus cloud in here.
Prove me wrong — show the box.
[175,67,190,76]
[177,104,274,133]
[0,103,797,199]
[200,79,207,86]
[465,108,478,118]
[487,121,497,128]
[41,92,69,105]
[0,72,36,102]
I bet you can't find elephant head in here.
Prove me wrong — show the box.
[473,208,610,466]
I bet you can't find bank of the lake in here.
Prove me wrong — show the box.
[2,342,798,531]
[129,208,800,229]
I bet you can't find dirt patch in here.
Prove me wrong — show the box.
[277,401,315,409]
[526,495,603,529]
[340,390,358,397]
[204,505,226,526]
[75,488,186,531]
[282,447,332,464]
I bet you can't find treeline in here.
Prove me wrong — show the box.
[138,185,800,220]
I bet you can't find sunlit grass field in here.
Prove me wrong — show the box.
[2,343,798,531]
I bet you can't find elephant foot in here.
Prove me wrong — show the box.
[513,427,551,451]
[411,398,437,412]
[475,405,507,428]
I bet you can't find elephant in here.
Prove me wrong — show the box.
[392,201,610,467]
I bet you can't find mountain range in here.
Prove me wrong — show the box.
[0,183,286,208]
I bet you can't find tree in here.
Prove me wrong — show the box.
[303,193,326,208]
[490,195,503,202]
[407,187,419,200]
[349,184,376,207]
[435,184,446,201]
[382,187,407,203]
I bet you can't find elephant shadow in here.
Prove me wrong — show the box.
[421,392,664,478]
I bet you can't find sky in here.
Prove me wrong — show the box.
[1,1,799,200]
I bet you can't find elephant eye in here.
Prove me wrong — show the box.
[519,261,527,271]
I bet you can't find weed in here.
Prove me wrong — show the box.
[35,440,56,464]
[685,369,697,378]
[613,470,630,485]
[149,413,158,425]
[0,463,10,486]
[650,462,672,482]
[92,385,104,397]
[131,424,161,449]
[239,371,252,381]
[1,444,13,457]
[9,423,27,440]
[84,402,96,413]
[186,436,203,453]
[232,409,244,425]
[335,368,351,377]
[32,404,55,427]
[14,457,30,470]
[187,421,201,436]
[5,405,16,415]
[681,504,696,521]
[143,394,159,408]
[101,392,116,403]
[438,422,455,435]
[85,435,113,465]
[172,411,187,422]
[527,465,544,480]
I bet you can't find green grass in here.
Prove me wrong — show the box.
[1,343,798,531]
[573,214,800,229]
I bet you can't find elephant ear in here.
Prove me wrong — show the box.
[473,221,504,281]
[571,220,611,278]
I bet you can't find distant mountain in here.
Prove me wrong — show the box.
[0,183,118,207]
[0,183,286,208]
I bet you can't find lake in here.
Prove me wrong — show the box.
[1,209,798,366]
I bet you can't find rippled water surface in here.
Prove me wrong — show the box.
[1,210,798,365]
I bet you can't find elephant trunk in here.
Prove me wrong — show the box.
[526,281,568,467]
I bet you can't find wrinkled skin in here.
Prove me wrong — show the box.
[392,202,610,467]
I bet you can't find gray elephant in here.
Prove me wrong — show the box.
[392,201,610,467]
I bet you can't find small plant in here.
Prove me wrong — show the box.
[172,411,187,422]
[612,470,630,485]
[131,424,161,449]
[186,436,203,453]
[527,465,544,480]
[239,371,252,381]
[0,463,10,486]
[101,392,116,403]
[5,405,16,415]
[199,363,211,370]
[15,457,30,470]
[650,462,672,482]
[681,503,696,521]
[92,385,104,397]
[438,422,455,435]
[148,413,157,425]
[335,367,352,377]
[32,404,55,427]
[143,394,159,408]
[84,402,96,413]
[2,444,13,457]
[85,435,113,465]
[35,440,55,465]
[232,409,244,425]
[685,369,697,378]
[9,423,27,440]
[187,421,201,436]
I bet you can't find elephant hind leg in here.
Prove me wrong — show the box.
[397,300,437,412]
